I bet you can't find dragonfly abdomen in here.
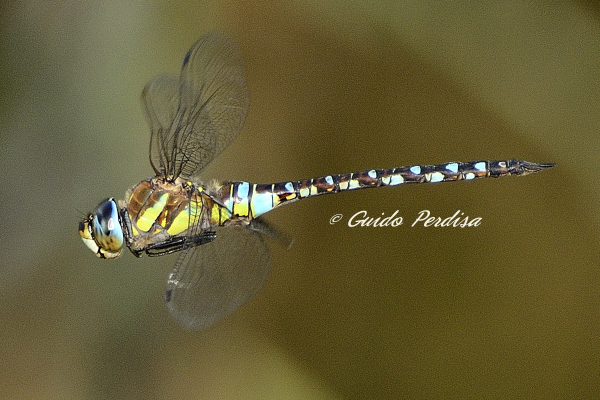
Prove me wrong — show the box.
[215,159,554,220]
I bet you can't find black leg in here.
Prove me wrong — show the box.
[145,231,217,257]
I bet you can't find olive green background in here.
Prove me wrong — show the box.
[1,1,598,398]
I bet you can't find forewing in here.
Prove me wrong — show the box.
[144,31,249,179]
[165,224,270,330]
[142,74,179,175]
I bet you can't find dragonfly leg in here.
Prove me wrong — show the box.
[145,231,217,257]
[119,207,146,258]
[119,205,216,257]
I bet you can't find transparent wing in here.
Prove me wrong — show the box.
[142,74,179,174]
[165,224,270,330]
[143,31,250,179]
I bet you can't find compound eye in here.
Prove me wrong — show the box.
[90,198,123,258]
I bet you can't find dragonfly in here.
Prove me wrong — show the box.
[79,31,554,330]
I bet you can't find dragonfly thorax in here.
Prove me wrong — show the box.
[122,176,225,255]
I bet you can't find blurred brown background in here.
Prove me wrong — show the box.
[1,1,598,398]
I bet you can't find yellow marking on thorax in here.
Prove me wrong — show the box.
[166,196,203,236]
[166,207,191,236]
[136,193,168,232]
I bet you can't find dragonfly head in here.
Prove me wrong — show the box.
[79,198,124,259]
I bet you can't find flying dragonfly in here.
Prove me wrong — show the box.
[79,31,554,330]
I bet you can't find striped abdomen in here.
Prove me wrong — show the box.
[215,159,554,221]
